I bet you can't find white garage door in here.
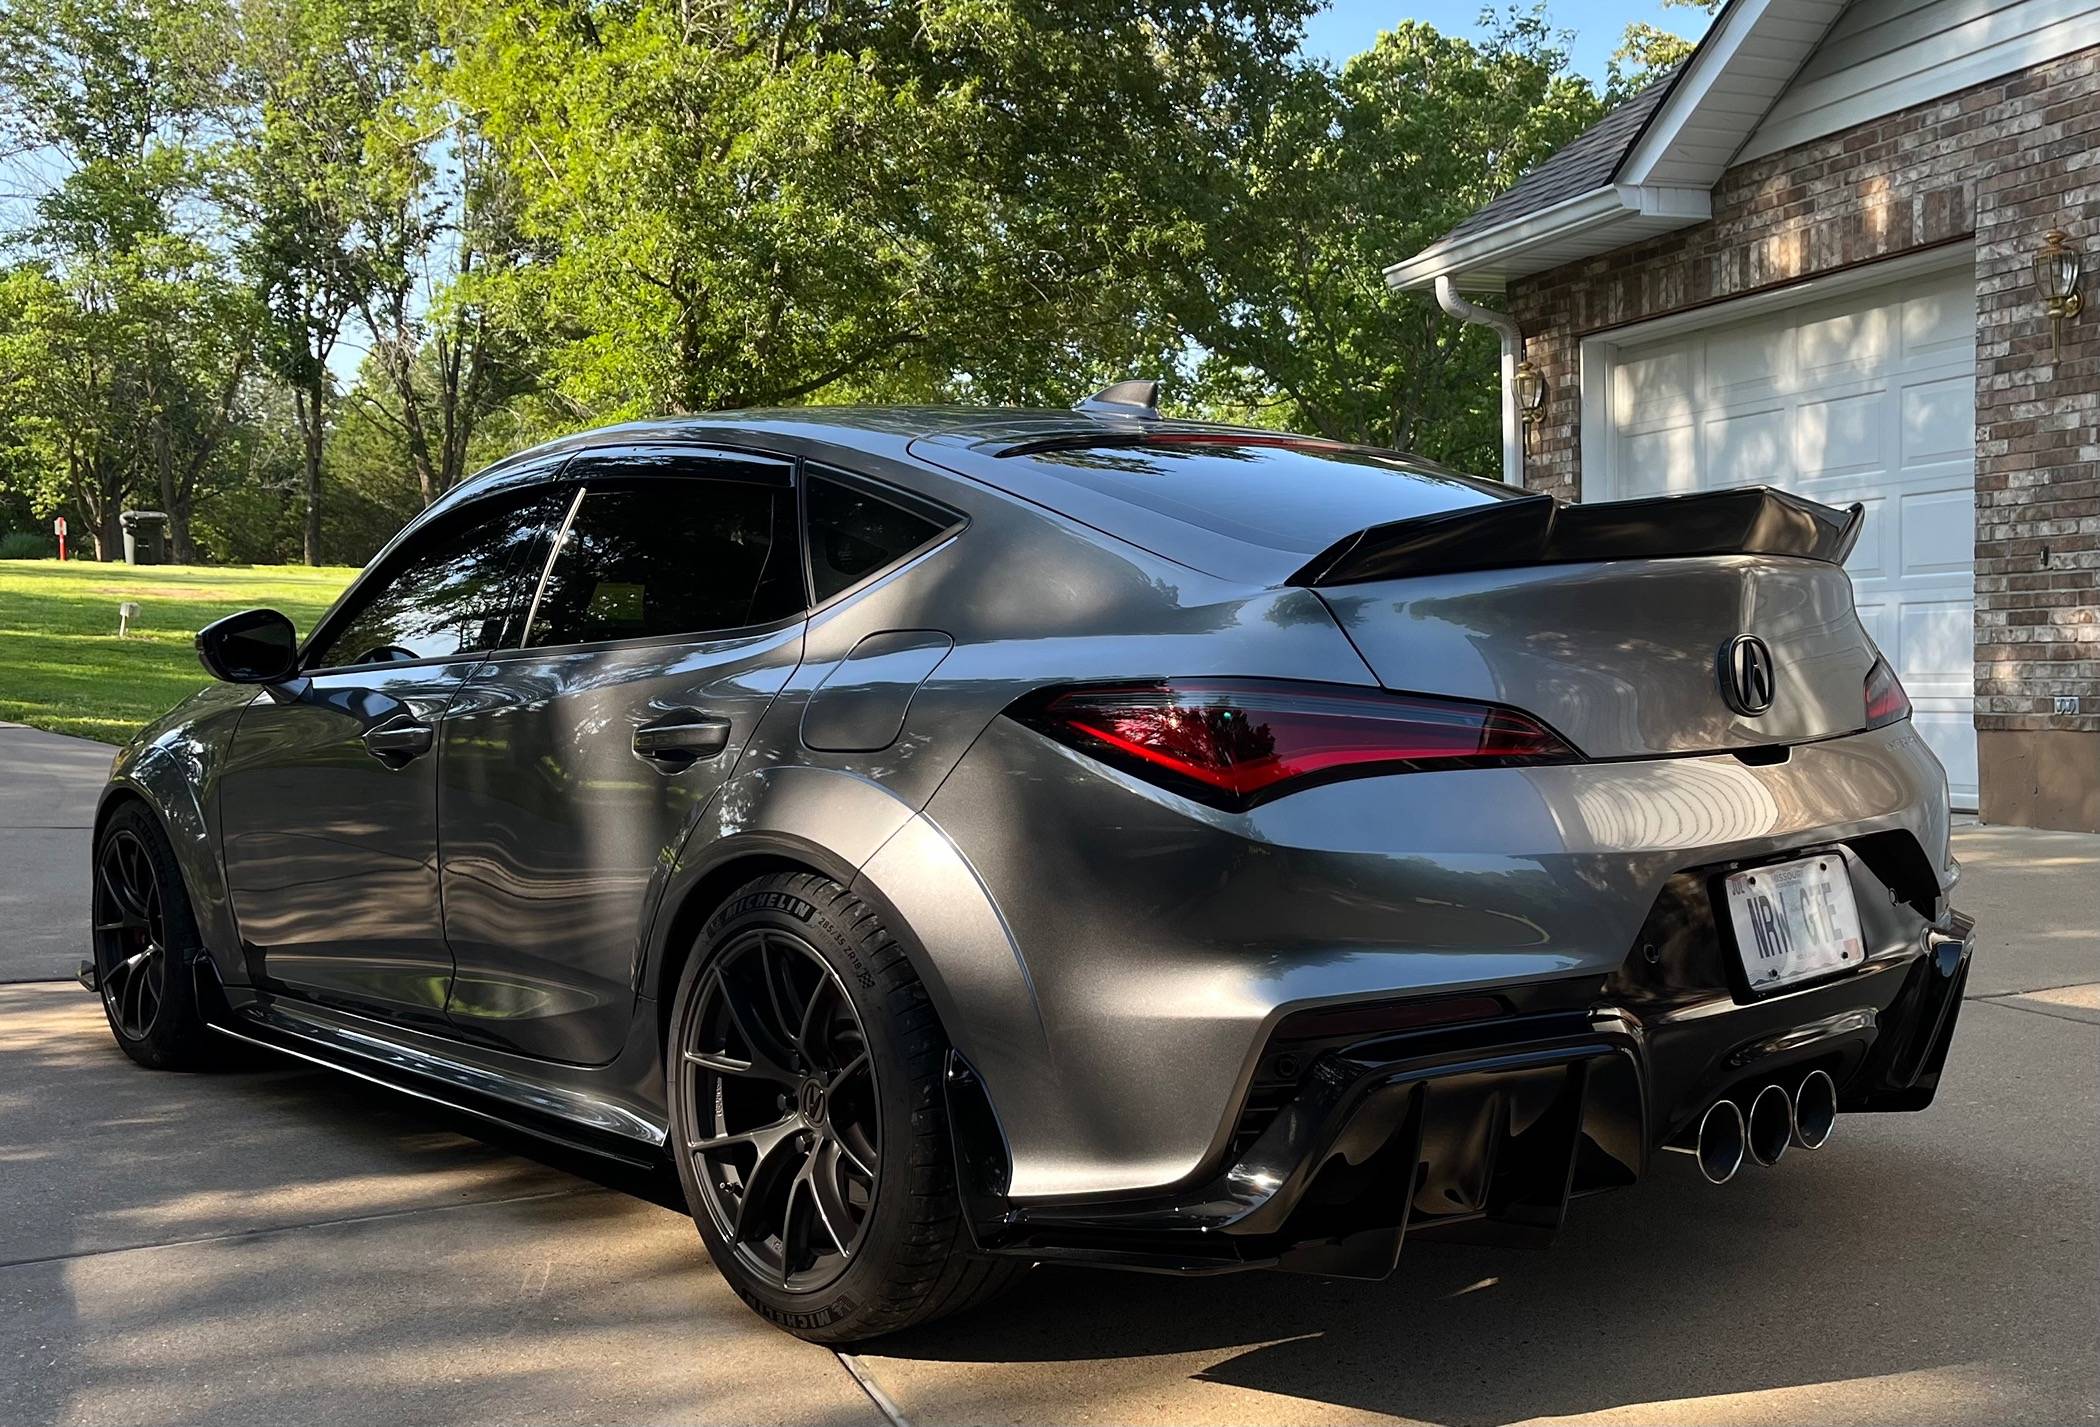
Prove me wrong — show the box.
[1598,263,1978,807]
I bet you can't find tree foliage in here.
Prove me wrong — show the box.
[1,0,1697,564]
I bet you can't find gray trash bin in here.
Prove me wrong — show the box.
[120,510,169,566]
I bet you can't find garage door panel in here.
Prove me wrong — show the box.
[1703,406,1791,484]
[1843,495,1890,579]
[1900,283,1973,359]
[1896,599,1975,694]
[1614,350,1696,431]
[1707,321,1786,398]
[1620,426,1694,496]
[1603,264,1977,808]
[1798,304,1892,380]
[1796,389,1887,476]
[1900,488,1975,576]
[1900,373,1974,463]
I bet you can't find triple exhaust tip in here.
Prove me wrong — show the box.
[1675,1068,1839,1184]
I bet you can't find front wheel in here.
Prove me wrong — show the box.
[91,803,224,1069]
[665,872,1022,1342]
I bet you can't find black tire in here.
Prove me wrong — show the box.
[665,871,1024,1343]
[91,803,224,1070]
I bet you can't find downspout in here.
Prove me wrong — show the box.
[1434,275,1525,489]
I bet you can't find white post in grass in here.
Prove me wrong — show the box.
[118,601,140,638]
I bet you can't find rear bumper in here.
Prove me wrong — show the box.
[963,903,1974,1277]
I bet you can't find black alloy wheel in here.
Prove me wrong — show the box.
[665,872,1024,1342]
[94,826,171,1041]
[678,927,881,1292]
[90,804,221,1069]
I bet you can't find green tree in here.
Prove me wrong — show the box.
[1165,10,1605,466]
[440,0,1314,422]
[1608,0,1719,100]
[233,0,426,563]
[0,0,243,559]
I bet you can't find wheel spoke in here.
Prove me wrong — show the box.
[830,1128,875,1181]
[97,849,147,927]
[708,971,797,1084]
[795,973,836,1062]
[731,1120,806,1245]
[800,1145,849,1255]
[829,1050,869,1090]
[756,938,806,1058]
[688,1113,797,1156]
[682,923,883,1292]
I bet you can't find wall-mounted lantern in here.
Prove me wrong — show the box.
[2035,228,2083,360]
[1512,353,1547,439]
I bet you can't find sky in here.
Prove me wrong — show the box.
[1300,0,1704,80]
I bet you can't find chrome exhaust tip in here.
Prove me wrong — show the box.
[1667,1098,1747,1184]
[1746,1083,1793,1167]
[1792,1068,1837,1150]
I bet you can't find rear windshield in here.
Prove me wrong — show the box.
[1002,439,1517,557]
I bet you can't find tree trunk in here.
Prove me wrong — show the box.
[298,375,324,566]
[153,413,196,565]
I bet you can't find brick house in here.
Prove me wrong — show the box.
[1386,0,2098,831]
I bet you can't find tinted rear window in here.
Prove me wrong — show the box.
[1003,440,1517,557]
[805,471,953,602]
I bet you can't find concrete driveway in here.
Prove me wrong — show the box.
[3,719,2095,1426]
[0,723,107,984]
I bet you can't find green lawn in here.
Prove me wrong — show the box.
[0,560,358,743]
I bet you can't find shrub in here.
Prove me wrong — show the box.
[0,531,51,559]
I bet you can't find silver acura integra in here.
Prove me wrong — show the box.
[87,383,1974,1342]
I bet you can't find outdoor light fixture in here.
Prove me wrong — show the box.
[1513,353,1547,437]
[2035,228,2083,359]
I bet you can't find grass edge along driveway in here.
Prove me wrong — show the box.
[0,560,357,743]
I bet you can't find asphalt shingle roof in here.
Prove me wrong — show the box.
[1440,75,1679,246]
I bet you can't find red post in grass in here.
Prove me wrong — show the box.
[54,514,67,561]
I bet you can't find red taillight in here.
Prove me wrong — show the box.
[1014,679,1578,809]
[1864,656,1912,729]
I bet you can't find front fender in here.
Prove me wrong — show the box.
[100,684,255,983]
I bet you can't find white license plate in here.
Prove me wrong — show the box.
[1724,855,1866,992]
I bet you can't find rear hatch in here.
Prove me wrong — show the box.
[911,427,1878,760]
[1317,555,1874,760]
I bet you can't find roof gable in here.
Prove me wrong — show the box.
[1386,0,1850,292]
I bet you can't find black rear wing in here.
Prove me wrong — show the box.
[1287,485,1865,588]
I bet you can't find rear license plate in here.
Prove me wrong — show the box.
[1724,855,1866,992]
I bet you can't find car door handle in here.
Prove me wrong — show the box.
[363,717,434,767]
[632,714,732,766]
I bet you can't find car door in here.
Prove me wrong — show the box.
[437,446,808,1064]
[216,481,564,1025]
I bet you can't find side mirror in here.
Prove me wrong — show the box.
[196,608,299,684]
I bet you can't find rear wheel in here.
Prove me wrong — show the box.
[665,871,1023,1342]
[91,803,223,1069]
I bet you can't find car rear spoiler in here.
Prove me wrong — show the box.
[1287,485,1865,588]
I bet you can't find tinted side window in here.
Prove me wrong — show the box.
[526,479,802,647]
[307,489,557,670]
[805,472,950,602]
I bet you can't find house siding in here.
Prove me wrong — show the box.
[1507,44,2100,831]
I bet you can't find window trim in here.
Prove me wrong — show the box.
[297,482,570,678]
[509,451,810,656]
[799,461,968,614]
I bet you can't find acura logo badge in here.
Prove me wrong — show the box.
[1720,634,1776,715]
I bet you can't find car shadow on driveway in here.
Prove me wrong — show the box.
[852,1007,2097,1425]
